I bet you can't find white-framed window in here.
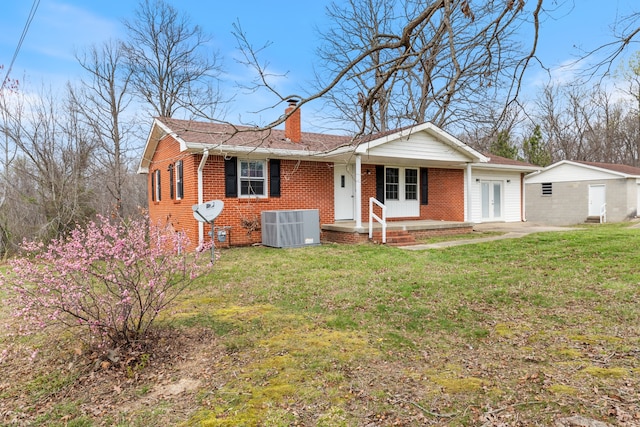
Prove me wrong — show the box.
[175,160,183,200]
[239,159,267,197]
[152,169,161,202]
[405,168,418,200]
[385,167,418,201]
[385,167,399,200]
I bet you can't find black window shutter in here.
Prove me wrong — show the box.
[168,164,175,199]
[375,165,385,202]
[269,159,281,197]
[420,168,428,205]
[151,170,156,202]
[224,157,238,198]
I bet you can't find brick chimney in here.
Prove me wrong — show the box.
[284,99,301,143]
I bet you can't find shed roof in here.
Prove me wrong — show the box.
[576,161,640,176]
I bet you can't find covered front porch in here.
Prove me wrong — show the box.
[321,219,474,245]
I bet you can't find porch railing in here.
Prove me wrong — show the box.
[600,203,607,224]
[369,197,387,244]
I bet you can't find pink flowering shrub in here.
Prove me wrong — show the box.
[0,215,209,348]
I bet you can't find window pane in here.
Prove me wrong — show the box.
[154,170,162,201]
[405,169,417,200]
[385,168,399,200]
[481,182,490,217]
[241,180,265,196]
[493,182,501,217]
[241,161,264,178]
[176,160,183,199]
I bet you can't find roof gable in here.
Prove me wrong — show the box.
[526,160,640,184]
[354,122,488,164]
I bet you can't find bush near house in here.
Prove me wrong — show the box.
[0,215,210,351]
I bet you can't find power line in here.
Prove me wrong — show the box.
[1,0,41,89]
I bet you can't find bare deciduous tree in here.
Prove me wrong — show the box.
[123,0,223,118]
[235,0,545,136]
[76,40,138,218]
[3,87,96,242]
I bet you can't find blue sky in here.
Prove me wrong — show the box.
[0,0,638,130]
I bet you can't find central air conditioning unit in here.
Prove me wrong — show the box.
[261,209,320,248]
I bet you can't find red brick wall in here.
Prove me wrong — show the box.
[147,137,466,249]
[421,168,465,221]
[147,135,201,247]
[148,136,335,249]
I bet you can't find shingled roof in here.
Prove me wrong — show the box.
[576,161,640,176]
[156,117,353,153]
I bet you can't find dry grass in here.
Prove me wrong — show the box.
[1,224,640,426]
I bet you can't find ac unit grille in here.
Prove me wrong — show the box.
[261,209,320,248]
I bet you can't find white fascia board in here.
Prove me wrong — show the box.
[138,119,180,174]
[472,163,541,173]
[542,160,638,179]
[184,142,328,159]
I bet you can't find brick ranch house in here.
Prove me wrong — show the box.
[138,102,538,249]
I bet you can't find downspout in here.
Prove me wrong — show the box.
[466,162,473,222]
[197,149,209,244]
[355,155,362,229]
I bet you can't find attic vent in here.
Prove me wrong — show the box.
[541,182,552,196]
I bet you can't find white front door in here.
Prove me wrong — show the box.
[481,181,503,220]
[588,184,606,217]
[334,164,354,220]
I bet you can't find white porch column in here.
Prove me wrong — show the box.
[355,155,362,229]
[466,162,473,222]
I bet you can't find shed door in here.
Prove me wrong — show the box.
[588,184,606,217]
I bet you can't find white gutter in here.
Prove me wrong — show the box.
[355,155,362,229]
[197,149,209,243]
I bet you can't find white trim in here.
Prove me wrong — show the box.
[355,156,362,229]
[466,163,473,222]
[354,122,489,163]
[238,159,268,198]
[528,160,640,180]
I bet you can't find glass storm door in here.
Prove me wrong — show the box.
[481,181,502,220]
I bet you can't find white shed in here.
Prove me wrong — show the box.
[525,160,640,225]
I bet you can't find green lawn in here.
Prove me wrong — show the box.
[2,224,640,426]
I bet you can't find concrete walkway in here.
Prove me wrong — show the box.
[401,222,579,250]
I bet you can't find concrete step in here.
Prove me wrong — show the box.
[585,216,601,224]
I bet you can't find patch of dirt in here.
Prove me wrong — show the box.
[0,327,224,426]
